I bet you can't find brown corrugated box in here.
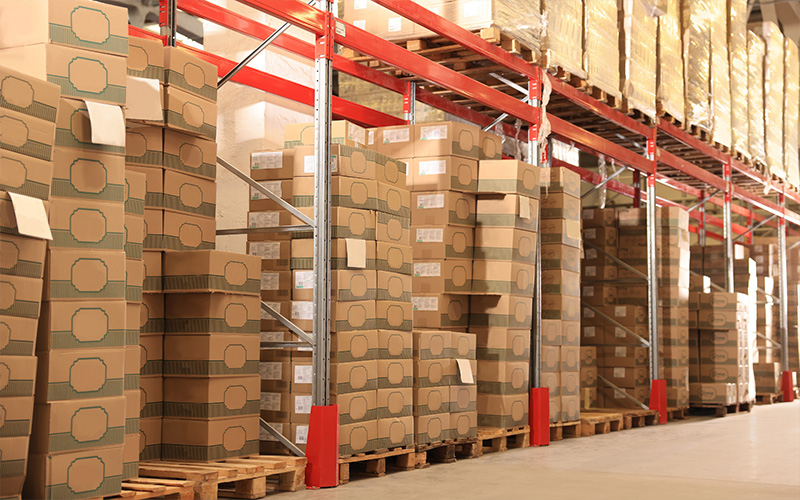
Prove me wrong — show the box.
[1,106,56,161]
[1,150,53,200]
[470,294,532,328]
[0,394,33,436]
[476,360,528,395]
[293,206,376,241]
[161,170,216,219]
[163,46,217,102]
[293,175,377,211]
[376,211,410,245]
[0,435,28,497]
[331,360,378,395]
[368,124,412,159]
[43,249,126,301]
[163,129,216,180]
[139,416,162,460]
[540,190,580,220]
[409,156,479,192]
[414,413,451,445]
[125,216,145,260]
[163,85,216,140]
[376,241,412,275]
[412,294,469,329]
[259,360,290,393]
[25,445,124,500]
[249,240,291,271]
[161,415,259,460]
[250,179,292,212]
[124,344,140,390]
[541,243,580,272]
[162,250,260,295]
[0,232,47,281]
[284,120,366,149]
[1,273,43,319]
[331,330,378,363]
[376,271,411,302]
[377,416,414,449]
[339,420,378,456]
[291,238,377,271]
[55,100,125,156]
[541,371,560,397]
[375,300,412,331]
[476,393,528,428]
[29,396,126,453]
[472,260,534,296]
[292,269,376,302]
[411,190,475,227]
[258,269,291,301]
[333,390,377,425]
[126,165,161,209]
[541,294,580,322]
[540,218,581,248]
[128,36,164,81]
[414,122,481,159]
[451,411,477,439]
[259,391,291,422]
[0,64,60,123]
[163,334,259,377]
[476,194,539,232]
[413,259,472,294]
[473,227,536,264]
[162,375,259,419]
[37,299,126,350]
[451,388,477,415]
[472,327,530,362]
[377,358,413,389]
[377,386,413,418]
[560,395,580,421]
[164,293,260,335]
[377,181,410,218]
[35,348,124,402]
[140,292,164,336]
[139,335,162,377]
[126,126,163,168]
[413,385,449,416]
[413,330,450,360]
[251,148,294,180]
[49,197,124,251]
[541,166,581,197]
[378,330,412,360]
[412,225,473,260]
[477,159,540,197]
[414,358,455,388]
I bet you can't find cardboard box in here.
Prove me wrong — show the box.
[122,432,139,480]
[560,345,580,372]
[414,359,455,388]
[43,249,126,301]
[412,225,473,260]
[291,144,376,179]
[580,366,597,387]
[49,197,124,251]
[163,375,259,419]
[339,420,378,456]
[124,344,140,390]
[541,371,560,397]
[0,315,37,357]
[260,269,292,300]
[25,445,123,500]
[260,300,290,332]
[580,346,597,367]
[125,165,162,208]
[415,413,451,445]
[376,271,411,302]
[163,334,259,377]
[259,360,291,392]
[598,386,649,409]
[562,321,580,346]
[140,292,164,335]
[375,299,412,331]
[139,334,163,376]
[142,250,161,292]
[163,130,216,180]
[0,231,47,281]
[331,360,378,395]
[414,258,472,295]
[476,393,528,428]
[582,284,617,307]
[0,64,60,124]
[541,345,560,372]
[540,269,580,298]
[164,293,260,335]
[599,367,648,388]
[0,435,28,497]
[334,390,377,425]
[126,126,163,168]
[541,319,561,345]
[413,330,450,360]
[412,191,475,227]
[52,148,124,203]
[541,243,581,272]
[249,240,291,271]
[0,273,43,319]
[450,331,476,359]
[128,36,164,80]
[412,294,469,329]
[473,227,537,264]
[378,330,412,360]
[369,125,412,159]
[55,99,125,155]
[125,215,145,259]
[377,387,413,418]
[409,156,479,192]
[598,346,649,367]
[377,181,410,218]
[476,194,538,232]
[293,176,377,212]
[582,208,617,228]
[139,415,162,460]
[163,46,217,102]
[476,360,528,395]
[293,207,376,240]
[479,130,502,160]
[37,299,126,350]
[583,226,619,246]
[291,238,377,271]
[376,212,410,245]
[161,415,259,460]
[284,120,366,148]
[143,208,164,249]
[295,269,377,302]
[35,348,124,402]
[542,167,581,197]
[414,121,481,159]
[331,330,378,363]
[378,358,413,389]
[161,169,215,219]
[251,148,294,180]
[472,261,535,296]
[374,151,407,188]
[162,250,260,295]
[689,382,737,405]
[0,390,33,434]
[28,396,126,453]
[560,395,580,421]
[259,391,292,422]
[472,327,530,362]
[1,106,56,161]
[540,218,581,248]
[470,294,532,328]
[378,416,414,448]
[540,192,580,221]
[164,85,217,140]
[0,150,53,201]
[477,159,540,197]
[376,242,412,275]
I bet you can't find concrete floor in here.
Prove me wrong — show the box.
[292,402,800,500]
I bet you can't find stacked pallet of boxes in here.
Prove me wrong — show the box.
[0,66,59,500]
[583,0,620,100]
[541,0,585,77]
[747,30,767,168]
[0,2,133,498]
[539,168,581,423]
[750,243,781,395]
[656,0,684,124]
[729,0,749,161]
[751,22,785,180]
[682,0,712,135]
[783,38,800,189]
[709,0,732,150]
[619,0,657,121]
[471,159,539,430]
[160,251,261,460]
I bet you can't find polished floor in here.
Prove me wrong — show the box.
[291,401,800,500]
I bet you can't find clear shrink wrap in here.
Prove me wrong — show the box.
[784,38,799,189]
[752,22,785,179]
[656,0,683,123]
[584,0,621,98]
[728,0,748,158]
[682,0,712,132]
[709,0,731,148]
[747,30,767,166]
[542,0,586,78]
[619,0,657,119]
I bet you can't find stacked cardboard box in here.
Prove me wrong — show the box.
[784,38,800,188]
[656,0,684,124]
[539,168,581,422]
[709,0,732,149]
[0,66,59,500]
[160,251,261,460]
[751,22,785,180]
[682,0,712,133]
[619,0,658,120]
[584,0,621,99]
[750,243,780,394]
[729,0,749,161]
[579,347,598,409]
[541,0,586,78]
[747,30,767,167]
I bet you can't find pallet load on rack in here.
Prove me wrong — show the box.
[656,0,684,124]
[682,0,712,138]
[583,0,621,103]
[539,167,581,425]
[619,0,657,122]
[709,0,732,150]
[0,65,59,500]
[541,0,585,78]
[783,38,800,189]
[729,0,749,161]
[750,22,785,180]
[747,30,768,168]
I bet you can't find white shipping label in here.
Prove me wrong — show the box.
[585,266,597,277]
[586,248,597,260]
[584,228,597,240]
[295,395,312,414]
[249,241,281,259]
[383,128,410,144]
[417,193,445,209]
[583,286,595,297]
[261,272,279,290]
[419,124,447,141]
[416,227,444,243]
[249,212,280,228]
[387,17,402,32]
[613,367,626,378]
[262,302,282,320]
[615,328,626,338]
[303,155,315,174]
[252,151,283,169]
[584,326,595,337]
[615,347,627,357]
[8,193,51,240]
[368,129,375,145]
[412,296,439,311]
[292,301,314,320]
[456,358,474,384]
[261,331,284,342]
[260,392,282,411]
[353,19,366,30]
[414,262,441,277]
[295,271,314,290]
[518,195,531,220]
[353,0,367,10]
[418,160,446,176]
[259,362,282,380]
[251,180,282,200]
[348,123,366,145]
[260,422,283,441]
[296,425,309,444]
[294,365,313,384]
[331,155,338,173]
[615,306,627,318]
[583,308,595,319]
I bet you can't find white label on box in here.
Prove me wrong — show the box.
[353,0,367,9]
[296,425,309,444]
[615,306,627,317]
[8,193,51,240]
[348,123,366,145]
[583,286,594,297]
[615,347,627,357]
[354,19,366,29]
[583,308,595,319]
[387,17,402,32]
[585,248,597,260]
[335,20,346,36]
[252,180,282,200]
[417,193,445,209]
[259,362,282,380]
[304,155,315,174]
[331,155,339,173]
[249,241,281,259]
[418,160,446,176]
[261,331,284,342]
[613,367,625,378]
[295,270,314,290]
[518,195,531,220]
[412,296,438,311]
[414,262,441,277]
[416,227,443,242]
[456,358,474,384]
[584,326,595,337]
[260,422,283,441]
[249,211,280,228]
[86,100,126,147]
[585,266,597,277]
[615,327,626,339]
[260,392,282,411]
[368,129,375,145]
[261,272,279,290]
[262,302,282,319]
[383,127,409,144]
[252,151,283,169]
[419,124,447,140]
[295,395,312,414]
[292,301,314,320]
[294,365,313,384]
[584,228,596,240]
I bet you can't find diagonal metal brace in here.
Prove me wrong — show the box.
[584,241,648,281]
[261,301,315,345]
[582,166,627,199]
[686,188,721,213]
[580,302,651,347]
[260,419,305,457]
[733,214,776,242]
[597,375,649,410]
[755,333,781,347]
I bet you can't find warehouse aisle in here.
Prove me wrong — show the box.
[290,402,800,500]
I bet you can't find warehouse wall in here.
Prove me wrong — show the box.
[205,0,315,253]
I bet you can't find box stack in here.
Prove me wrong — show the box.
[579,347,598,409]
[709,0,732,150]
[747,30,767,167]
[750,243,780,394]
[541,0,586,78]
[751,22,785,180]
[0,2,133,498]
[0,66,59,500]
[619,0,658,121]
[656,0,684,124]
[682,0,712,134]
[784,38,800,188]
[729,0,749,162]
[470,159,539,429]
[583,0,620,100]
[160,251,261,460]
[539,168,581,422]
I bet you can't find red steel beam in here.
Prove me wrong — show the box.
[550,116,653,173]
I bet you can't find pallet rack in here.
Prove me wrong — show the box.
[143,0,799,482]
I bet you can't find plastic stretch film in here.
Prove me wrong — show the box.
[656,0,683,123]
[584,0,621,98]
[709,0,731,148]
[728,0,748,159]
[620,0,657,119]
[542,0,586,78]
[682,0,712,132]
[784,38,799,189]
[752,22,785,179]
[747,30,767,166]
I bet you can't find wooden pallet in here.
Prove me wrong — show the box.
[139,455,306,500]
[89,479,196,500]
[413,438,481,468]
[579,411,624,436]
[656,103,684,129]
[338,446,415,485]
[597,408,660,429]
[477,426,530,453]
[713,141,731,154]
[665,406,689,422]
[690,401,754,418]
[756,392,783,405]
[620,99,656,126]
[549,420,580,441]
[688,124,712,144]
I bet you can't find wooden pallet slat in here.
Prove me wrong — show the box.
[413,438,481,468]
[338,446,416,485]
[579,411,624,436]
[549,420,580,441]
[755,392,783,405]
[477,425,530,453]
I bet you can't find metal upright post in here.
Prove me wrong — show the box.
[777,193,795,401]
[646,131,666,423]
[723,160,735,293]
[403,81,416,124]
[632,171,641,208]
[159,0,177,46]
[699,189,706,247]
